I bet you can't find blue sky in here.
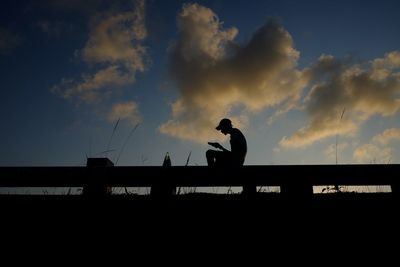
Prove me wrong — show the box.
[0,0,399,167]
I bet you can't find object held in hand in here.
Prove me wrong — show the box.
[208,142,220,149]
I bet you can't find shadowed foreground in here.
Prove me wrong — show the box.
[1,164,398,218]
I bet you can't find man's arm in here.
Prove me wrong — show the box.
[208,142,229,152]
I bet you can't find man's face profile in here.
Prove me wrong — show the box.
[216,118,231,135]
[220,126,229,135]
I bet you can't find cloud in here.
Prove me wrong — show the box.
[52,0,147,104]
[108,101,142,126]
[353,128,400,163]
[280,51,400,148]
[52,65,136,103]
[372,128,400,145]
[324,142,348,161]
[372,51,400,70]
[82,0,147,65]
[353,143,392,163]
[160,3,305,143]
[0,27,21,55]
[279,115,356,149]
[160,3,400,148]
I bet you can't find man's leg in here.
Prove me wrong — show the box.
[206,150,218,166]
[206,150,227,166]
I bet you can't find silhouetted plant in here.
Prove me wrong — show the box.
[322,107,346,194]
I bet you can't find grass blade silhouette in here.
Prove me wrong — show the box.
[105,118,120,158]
[185,151,192,166]
[115,123,140,165]
[177,151,192,195]
[334,107,346,192]
[335,107,346,165]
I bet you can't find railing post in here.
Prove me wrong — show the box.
[391,183,399,195]
[150,153,176,198]
[241,166,257,195]
[242,185,257,195]
[83,158,113,196]
[280,179,313,199]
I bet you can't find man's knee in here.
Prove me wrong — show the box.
[206,149,217,166]
[206,149,215,159]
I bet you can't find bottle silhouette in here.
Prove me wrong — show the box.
[163,152,171,167]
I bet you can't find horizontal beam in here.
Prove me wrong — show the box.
[0,165,399,187]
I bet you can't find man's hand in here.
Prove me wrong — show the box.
[208,142,223,150]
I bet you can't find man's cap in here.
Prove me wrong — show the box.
[216,118,232,130]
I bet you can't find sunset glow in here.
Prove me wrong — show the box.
[1,0,399,167]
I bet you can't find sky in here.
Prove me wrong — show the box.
[0,0,399,167]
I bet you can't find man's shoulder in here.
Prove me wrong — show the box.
[232,128,243,134]
[231,128,245,138]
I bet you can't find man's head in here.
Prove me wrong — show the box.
[216,118,232,135]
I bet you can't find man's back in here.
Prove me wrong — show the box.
[230,128,247,165]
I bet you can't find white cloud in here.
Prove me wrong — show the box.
[279,115,356,148]
[324,142,348,161]
[82,0,147,67]
[372,51,400,70]
[353,127,400,163]
[108,101,142,126]
[280,52,400,148]
[52,65,135,103]
[372,128,400,145]
[160,3,305,143]
[353,143,392,163]
[52,0,147,104]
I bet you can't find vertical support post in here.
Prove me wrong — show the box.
[242,185,257,195]
[391,183,399,195]
[83,158,114,196]
[281,178,313,199]
[150,153,176,198]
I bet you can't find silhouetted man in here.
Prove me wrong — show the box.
[206,118,247,167]
[207,119,254,194]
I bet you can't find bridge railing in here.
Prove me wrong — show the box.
[0,164,398,196]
